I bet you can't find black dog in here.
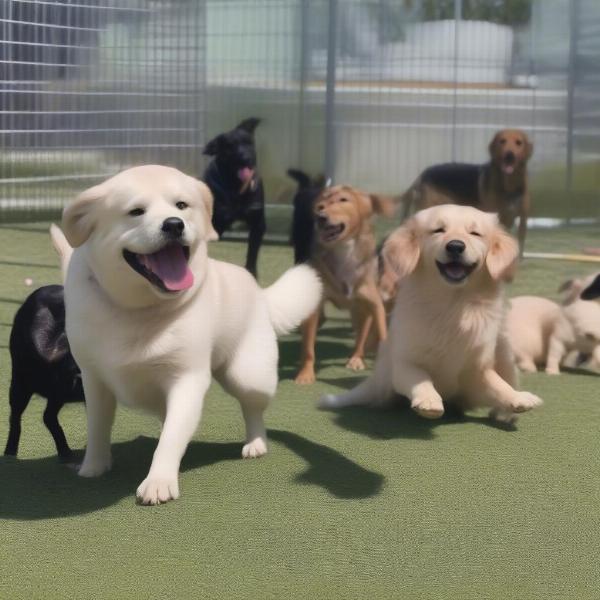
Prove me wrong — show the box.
[288,169,326,264]
[4,285,84,460]
[581,274,600,301]
[203,117,266,277]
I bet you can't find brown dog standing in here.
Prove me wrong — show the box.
[400,129,533,256]
[295,185,392,384]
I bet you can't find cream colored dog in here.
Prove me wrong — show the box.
[507,287,600,375]
[320,204,542,421]
[52,165,321,505]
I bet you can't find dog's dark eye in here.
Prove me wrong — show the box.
[128,208,145,217]
[515,139,523,146]
[470,231,482,237]
[175,201,188,210]
[431,227,445,234]
[339,197,348,203]
[500,138,507,145]
[317,204,325,211]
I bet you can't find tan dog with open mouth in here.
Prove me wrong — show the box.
[400,129,533,256]
[320,204,542,422]
[53,165,322,505]
[295,185,392,384]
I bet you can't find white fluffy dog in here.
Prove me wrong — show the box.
[320,204,542,421]
[52,165,321,505]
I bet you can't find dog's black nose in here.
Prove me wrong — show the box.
[446,239,465,255]
[162,217,185,237]
[317,214,328,226]
[504,151,515,163]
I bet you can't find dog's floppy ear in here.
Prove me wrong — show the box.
[488,131,501,159]
[381,219,421,281]
[236,117,261,134]
[190,177,219,241]
[581,274,600,301]
[62,180,109,247]
[203,134,224,156]
[523,133,534,160]
[558,277,584,304]
[486,224,519,282]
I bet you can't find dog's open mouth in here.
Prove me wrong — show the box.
[436,260,477,284]
[319,222,345,243]
[123,243,193,293]
[501,154,516,175]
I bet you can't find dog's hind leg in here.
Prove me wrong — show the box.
[78,371,116,477]
[43,398,71,460]
[4,378,32,456]
[218,328,278,458]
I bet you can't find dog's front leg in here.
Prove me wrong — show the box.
[473,368,542,414]
[545,334,566,375]
[245,210,266,278]
[136,372,210,505]
[392,362,444,419]
[79,370,116,477]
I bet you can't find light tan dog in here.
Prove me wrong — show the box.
[295,185,392,384]
[400,129,533,255]
[507,280,600,374]
[320,204,543,422]
[53,165,322,505]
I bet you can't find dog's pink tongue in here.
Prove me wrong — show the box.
[238,167,254,182]
[502,164,515,175]
[145,245,194,291]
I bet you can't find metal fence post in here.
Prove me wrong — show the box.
[451,0,463,162]
[324,0,338,183]
[566,0,579,199]
[297,0,310,168]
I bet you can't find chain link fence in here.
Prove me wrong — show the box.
[1,0,598,225]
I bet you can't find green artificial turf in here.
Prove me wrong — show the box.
[1,222,600,600]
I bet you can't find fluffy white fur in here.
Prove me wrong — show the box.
[320,204,543,421]
[507,293,600,374]
[53,165,321,505]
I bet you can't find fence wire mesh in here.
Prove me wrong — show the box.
[1,0,599,225]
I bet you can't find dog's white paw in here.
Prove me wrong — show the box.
[510,391,543,413]
[242,437,267,459]
[544,367,560,376]
[346,356,366,371]
[411,392,444,419]
[136,474,180,505]
[78,457,112,478]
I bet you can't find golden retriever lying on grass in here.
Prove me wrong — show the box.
[320,204,543,422]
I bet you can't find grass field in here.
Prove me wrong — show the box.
[1,222,600,600]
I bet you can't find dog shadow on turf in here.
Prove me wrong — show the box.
[0,430,383,520]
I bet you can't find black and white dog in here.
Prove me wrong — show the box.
[203,117,266,278]
[4,285,84,460]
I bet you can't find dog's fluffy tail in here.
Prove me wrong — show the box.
[49,223,73,282]
[264,265,322,336]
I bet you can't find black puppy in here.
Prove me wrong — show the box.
[288,168,326,264]
[4,285,84,460]
[203,117,266,277]
[581,274,600,300]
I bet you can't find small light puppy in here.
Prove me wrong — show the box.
[320,204,542,421]
[53,165,321,505]
[507,283,600,375]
